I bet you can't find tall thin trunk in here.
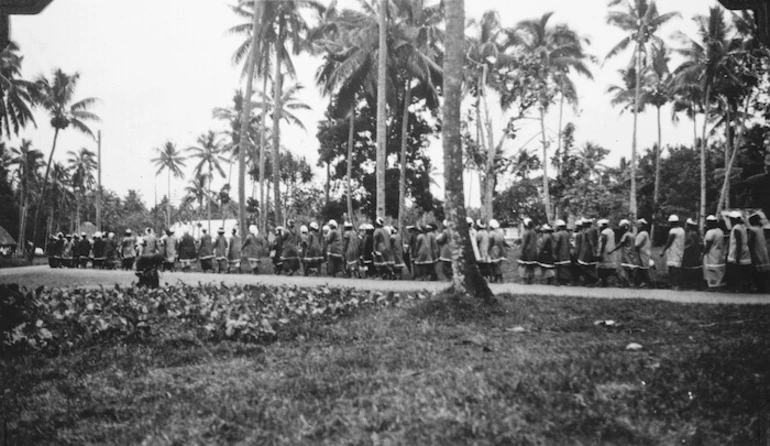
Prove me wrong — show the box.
[96,130,102,231]
[239,0,262,237]
[556,90,564,178]
[717,93,751,214]
[259,74,268,234]
[29,128,60,259]
[629,41,641,224]
[724,103,732,210]
[699,84,711,230]
[398,80,411,231]
[652,104,662,237]
[167,170,171,228]
[272,34,284,226]
[325,161,330,204]
[475,84,487,212]
[346,102,355,221]
[482,63,496,222]
[443,0,492,301]
[375,0,387,220]
[539,107,552,222]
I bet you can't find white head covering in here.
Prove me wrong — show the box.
[686,218,697,226]
[541,224,553,232]
[668,214,679,223]
[328,219,338,229]
[344,221,353,228]
[309,221,319,231]
[598,219,609,226]
[705,215,718,222]
[476,219,486,229]
[489,219,500,229]
[619,219,630,227]
[466,217,474,225]
[94,231,102,238]
[322,224,331,233]
[729,210,742,219]
[300,225,309,234]
[554,219,566,227]
[637,218,648,225]
[249,225,259,236]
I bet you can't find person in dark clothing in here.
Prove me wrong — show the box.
[272,227,284,274]
[103,232,118,270]
[92,232,105,269]
[177,229,197,272]
[518,218,538,284]
[77,232,91,268]
[682,218,704,289]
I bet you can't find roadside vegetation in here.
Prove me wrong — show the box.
[2,283,767,444]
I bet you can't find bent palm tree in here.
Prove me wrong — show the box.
[29,69,100,254]
[151,141,187,228]
[66,147,97,232]
[10,140,43,253]
[0,42,36,139]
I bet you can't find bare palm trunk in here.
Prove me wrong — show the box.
[539,107,552,222]
[398,80,411,231]
[699,85,711,229]
[652,105,662,237]
[724,104,732,210]
[375,0,387,220]
[272,38,284,226]
[556,91,564,178]
[482,64,496,222]
[167,170,171,228]
[259,74,268,234]
[29,128,60,260]
[239,0,262,237]
[325,162,330,204]
[629,42,641,224]
[346,102,355,220]
[443,0,493,301]
[717,93,751,214]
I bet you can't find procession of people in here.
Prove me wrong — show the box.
[43,210,769,293]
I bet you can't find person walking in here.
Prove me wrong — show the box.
[436,220,453,281]
[414,224,435,281]
[241,225,266,274]
[488,219,507,283]
[597,219,618,287]
[143,228,159,256]
[518,218,538,284]
[577,219,598,285]
[227,227,242,273]
[326,220,344,277]
[553,219,572,285]
[178,228,197,272]
[162,229,178,272]
[104,232,117,270]
[360,224,375,277]
[475,219,491,279]
[747,212,769,293]
[213,228,229,273]
[198,228,214,273]
[271,227,284,274]
[372,217,393,279]
[634,218,652,287]
[304,222,324,276]
[391,226,406,280]
[92,232,105,269]
[120,229,136,270]
[281,220,301,276]
[77,232,91,268]
[537,223,555,285]
[726,211,752,292]
[661,215,685,290]
[342,222,360,277]
[682,218,704,289]
[702,215,726,289]
[610,219,635,286]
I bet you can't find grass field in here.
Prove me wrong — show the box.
[2,288,767,445]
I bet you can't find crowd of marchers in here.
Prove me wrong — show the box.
[43,211,769,293]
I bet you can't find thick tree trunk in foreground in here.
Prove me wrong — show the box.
[375,0,387,220]
[237,0,262,238]
[442,0,493,301]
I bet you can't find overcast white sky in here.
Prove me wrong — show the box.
[9,0,728,210]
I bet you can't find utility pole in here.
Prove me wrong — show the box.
[96,130,101,231]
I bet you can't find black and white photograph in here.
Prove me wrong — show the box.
[1,0,769,443]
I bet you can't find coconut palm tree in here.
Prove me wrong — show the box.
[187,131,227,232]
[442,0,493,300]
[606,0,679,224]
[0,42,36,139]
[151,141,187,228]
[47,162,73,237]
[66,147,97,232]
[391,0,443,231]
[673,6,740,226]
[375,0,388,220]
[513,12,593,222]
[29,69,100,254]
[465,10,505,221]
[10,139,43,253]
[644,42,673,223]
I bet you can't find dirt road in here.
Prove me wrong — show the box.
[0,265,767,305]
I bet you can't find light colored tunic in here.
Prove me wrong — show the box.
[476,229,490,263]
[728,224,751,265]
[618,231,636,269]
[164,235,178,263]
[599,227,617,270]
[666,227,685,268]
[469,228,480,260]
[635,231,651,269]
[703,228,725,288]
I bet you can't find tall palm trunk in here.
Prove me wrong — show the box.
[398,80,411,231]
[167,170,171,227]
[259,74,268,234]
[475,83,487,211]
[652,104,662,237]
[717,93,751,214]
[482,64,496,222]
[29,128,60,259]
[272,33,284,226]
[723,103,732,210]
[239,0,262,237]
[556,90,565,178]
[346,100,355,221]
[539,107,552,222]
[442,0,493,301]
[375,0,387,220]
[629,42,641,224]
[699,84,711,230]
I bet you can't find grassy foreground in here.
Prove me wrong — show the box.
[2,288,769,445]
